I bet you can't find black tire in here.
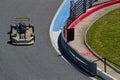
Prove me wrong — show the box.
[11,23,16,27]
[29,24,34,27]
[32,26,34,33]
[34,35,35,42]
[11,24,16,32]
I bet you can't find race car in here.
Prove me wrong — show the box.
[9,17,35,45]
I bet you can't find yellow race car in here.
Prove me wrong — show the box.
[9,18,35,45]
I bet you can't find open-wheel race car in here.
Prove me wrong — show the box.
[9,17,35,45]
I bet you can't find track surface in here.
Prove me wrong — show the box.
[0,0,91,80]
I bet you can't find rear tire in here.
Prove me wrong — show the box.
[34,35,35,42]
[32,26,34,33]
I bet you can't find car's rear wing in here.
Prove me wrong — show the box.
[14,17,30,21]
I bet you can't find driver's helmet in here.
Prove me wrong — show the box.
[18,22,26,34]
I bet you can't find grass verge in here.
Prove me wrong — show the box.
[86,7,120,69]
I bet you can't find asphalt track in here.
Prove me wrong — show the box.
[0,0,92,80]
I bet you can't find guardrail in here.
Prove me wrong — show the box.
[58,0,98,76]
[58,32,97,75]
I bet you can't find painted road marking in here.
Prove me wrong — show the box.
[80,52,93,56]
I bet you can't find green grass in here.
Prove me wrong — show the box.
[86,8,120,69]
